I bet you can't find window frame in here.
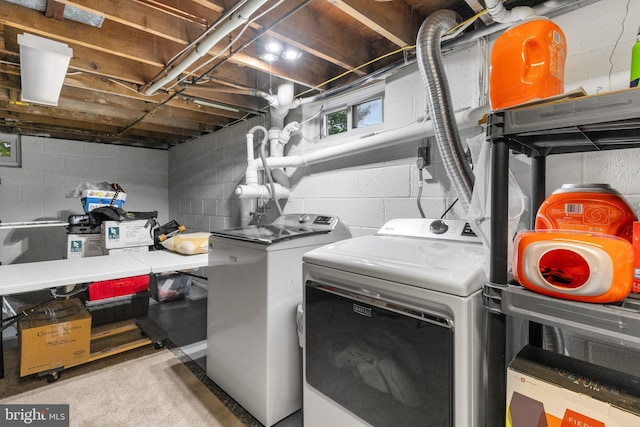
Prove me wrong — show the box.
[352,97,384,129]
[323,107,350,137]
[0,133,21,167]
[320,93,384,139]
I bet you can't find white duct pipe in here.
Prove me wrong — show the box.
[144,0,267,96]
[417,10,475,215]
[235,106,489,197]
[485,0,536,23]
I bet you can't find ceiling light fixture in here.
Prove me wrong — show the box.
[281,49,302,60]
[261,41,301,62]
[260,53,279,62]
[18,33,73,106]
[192,98,240,112]
[264,40,283,54]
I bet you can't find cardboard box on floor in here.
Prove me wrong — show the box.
[507,345,640,427]
[18,298,92,377]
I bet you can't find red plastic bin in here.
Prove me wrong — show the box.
[88,275,150,301]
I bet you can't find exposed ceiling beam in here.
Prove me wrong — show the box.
[56,0,206,44]
[326,0,419,47]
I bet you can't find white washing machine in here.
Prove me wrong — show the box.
[207,213,351,427]
[302,218,487,427]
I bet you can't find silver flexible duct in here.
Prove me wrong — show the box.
[416,10,475,214]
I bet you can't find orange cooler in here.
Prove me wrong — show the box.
[535,184,637,242]
[489,17,567,110]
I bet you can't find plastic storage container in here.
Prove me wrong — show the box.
[85,291,151,326]
[535,183,637,242]
[489,17,566,110]
[81,189,126,213]
[513,230,634,303]
[150,273,191,302]
[88,275,150,301]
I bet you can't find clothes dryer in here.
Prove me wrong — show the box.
[207,214,351,427]
[302,218,486,427]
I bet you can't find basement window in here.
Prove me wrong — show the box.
[324,108,348,136]
[0,134,21,167]
[322,96,383,138]
[353,98,383,129]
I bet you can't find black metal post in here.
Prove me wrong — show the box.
[528,156,547,348]
[484,137,510,427]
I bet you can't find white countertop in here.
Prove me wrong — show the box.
[0,250,208,296]
[130,251,207,274]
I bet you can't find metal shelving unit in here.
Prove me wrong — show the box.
[483,88,640,427]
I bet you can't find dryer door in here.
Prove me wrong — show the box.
[304,281,454,427]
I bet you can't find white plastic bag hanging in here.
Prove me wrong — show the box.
[466,132,526,277]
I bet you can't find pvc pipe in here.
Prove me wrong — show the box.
[234,183,291,199]
[235,106,488,197]
[272,121,299,157]
[245,125,268,185]
[485,0,536,23]
[255,83,304,129]
[145,0,267,96]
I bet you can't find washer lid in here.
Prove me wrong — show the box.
[210,224,330,244]
[210,213,348,245]
[303,233,487,297]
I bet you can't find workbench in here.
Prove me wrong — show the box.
[0,250,208,378]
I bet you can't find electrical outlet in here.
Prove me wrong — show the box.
[418,145,430,166]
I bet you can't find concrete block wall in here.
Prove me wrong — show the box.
[544,0,640,213]
[167,41,488,236]
[0,136,168,264]
[168,116,266,232]
[167,0,640,238]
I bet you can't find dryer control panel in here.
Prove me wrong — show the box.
[377,218,481,243]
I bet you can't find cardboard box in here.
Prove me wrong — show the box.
[80,189,126,213]
[102,220,154,249]
[507,345,640,427]
[18,298,92,377]
[633,222,640,294]
[66,234,105,258]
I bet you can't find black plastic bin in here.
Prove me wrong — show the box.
[84,291,151,326]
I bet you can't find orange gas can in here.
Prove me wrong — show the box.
[535,184,637,242]
[489,17,567,110]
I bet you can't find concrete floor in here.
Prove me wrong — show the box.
[2,280,302,427]
[147,279,303,427]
